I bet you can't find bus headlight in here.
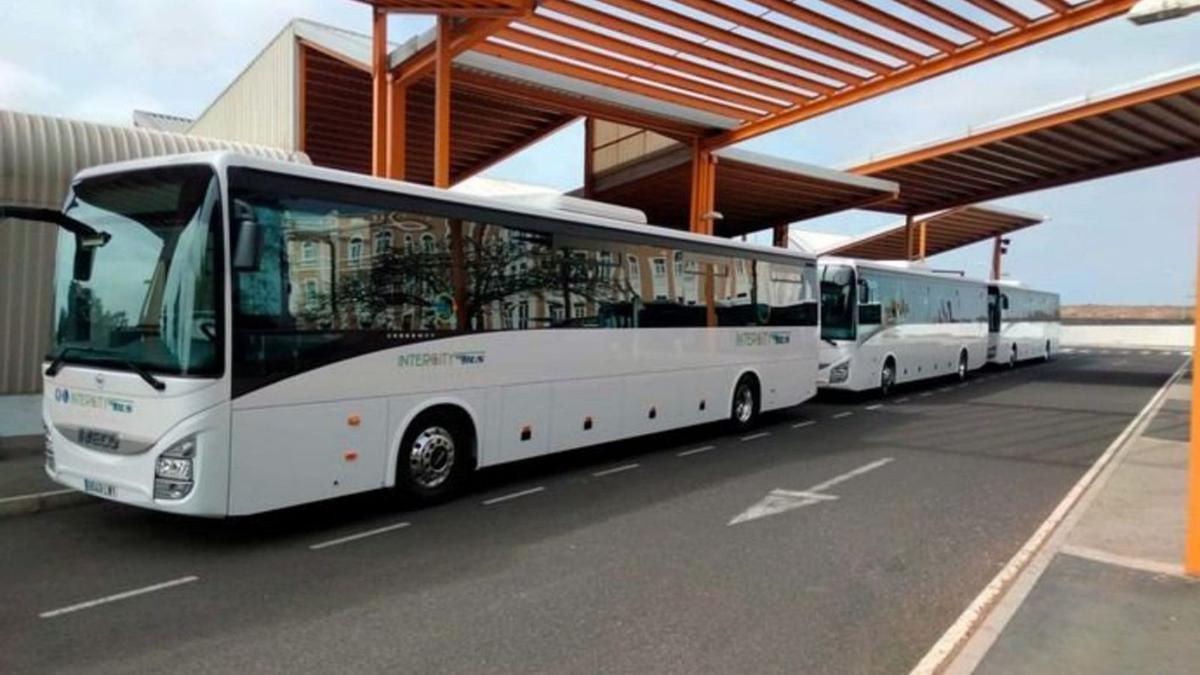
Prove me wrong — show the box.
[154,437,196,500]
[829,361,850,384]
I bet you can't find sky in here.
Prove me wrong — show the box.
[1,0,1197,304]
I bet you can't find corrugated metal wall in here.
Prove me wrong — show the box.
[0,109,306,394]
[188,25,297,150]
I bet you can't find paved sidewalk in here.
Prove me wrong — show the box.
[958,375,1200,674]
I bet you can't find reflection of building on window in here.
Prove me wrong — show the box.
[348,236,363,262]
[403,234,414,253]
[301,241,316,262]
[517,300,529,329]
[374,229,392,255]
[597,251,614,281]
[573,302,586,319]
[627,254,641,296]
[421,233,435,253]
[304,279,319,308]
[651,256,668,300]
[550,303,564,324]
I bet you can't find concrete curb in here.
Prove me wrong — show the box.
[0,488,93,518]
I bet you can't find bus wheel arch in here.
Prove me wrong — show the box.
[730,371,761,429]
[390,401,478,503]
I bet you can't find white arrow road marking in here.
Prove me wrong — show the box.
[728,458,894,526]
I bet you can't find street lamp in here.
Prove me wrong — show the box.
[1127,0,1200,24]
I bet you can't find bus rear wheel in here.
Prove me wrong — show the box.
[395,408,473,505]
[957,351,969,381]
[1008,345,1018,369]
[731,375,760,430]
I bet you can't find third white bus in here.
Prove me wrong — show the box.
[818,258,989,394]
[987,282,1061,365]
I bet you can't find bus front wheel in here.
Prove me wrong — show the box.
[731,375,760,430]
[395,408,474,504]
[879,359,896,397]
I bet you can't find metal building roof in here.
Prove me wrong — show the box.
[131,110,195,133]
[0,109,308,209]
[851,64,1200,215]
[584,145,898,238]
[822,204,1044,259]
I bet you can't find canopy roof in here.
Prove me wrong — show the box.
[852,65,1200,214]
[363,0,1136,147]
[585,145,898,237]
[822,204,1044,259]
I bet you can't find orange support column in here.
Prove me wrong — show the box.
[1187,215,1200,575]
[904,214,915,259]
[387,79,407,180]
[434,15,453,189]
[991,235,1003,280]
[772,224,788,248]
[918,221,928,260]
[689,143,716,235]
[371,8,389,177]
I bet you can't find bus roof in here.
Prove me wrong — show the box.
[73,151,817,263]
[819,256,989,286]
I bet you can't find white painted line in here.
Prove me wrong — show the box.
[677,444,715,457]
[918,392,933,398]
[895,397,911,403]
[740,431,771,441]
[0,488,76,505]
[728,458,894,525]
[916,358,1190,675]
[1061,348,1075,353]
[864,403,884,410]
[592,463,639,477]
[807,457,894,493]
[309,522,411,550]
[40,576,198,619]
[792,420,816,429]
[1140,350,1153,355]
[1182,351,1192,357]
[482,486,545,505]
[1080,349,1092,354]
[1060,545,1187,579]
[832,411,853,419]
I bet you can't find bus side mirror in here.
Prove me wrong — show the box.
[72,243,95,281]
[232,200,261,271]
[858,281,870,304]
[1001,295,1010,310]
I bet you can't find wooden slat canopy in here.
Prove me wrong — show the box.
[824,205,1044,260]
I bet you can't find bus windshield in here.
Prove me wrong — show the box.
[820,264,855,341]
[50,165,223,377]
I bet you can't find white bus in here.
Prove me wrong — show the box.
[817,258,989,394]
[12,152,820,516]
[987,282,1061,365]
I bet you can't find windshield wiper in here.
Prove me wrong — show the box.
[0,206,111,247]
[45,348,166,392]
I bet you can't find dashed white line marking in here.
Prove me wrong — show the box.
[309,522,411,550]
[40,576,198,619]
[740,431,771,442]
[832,411,853,419]
[1140,350,1153,355]
[895,398,911,404]
[865,404,883,410]
[482,486,546,505]
[918,391,933,398]
[592,463,640,477]
[792,420,816,429]
[677,444,715,457]
[0,488,76,505]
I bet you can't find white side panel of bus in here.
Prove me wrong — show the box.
[551,378,625,452]
[228,398,387,514]
[499,382,552,463]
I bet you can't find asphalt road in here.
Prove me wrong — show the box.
[0,349,1186,674]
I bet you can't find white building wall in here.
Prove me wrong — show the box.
[188,24,298,150]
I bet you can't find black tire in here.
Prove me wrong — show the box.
[1044,341,1052,362]
[957,350,969,382]
[394,408,473,505]
[879,358,896,397]
[730,375,760,430]
[1008,344,1018,369]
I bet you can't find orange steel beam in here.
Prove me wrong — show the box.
[452,69,706,140]
[772,224,788,248]
[890,0,992,41]
[434,15,452,188]
[495,27,781,114]
[474,40,754,120]
[821,0,965,53]
[387,78,407,180]
[853,65,1200,175]
[754,0,933,61]
[990,235,1002,279]
[520,14,800,105]
[672,0,894,75]
[543,0,832,96]
[1188,213,1200,576]
[1039,0,1074,12]
[919,220,928,259]
[599,0,862,86]
[967,0,1033,27]
[706,0,1138,150]
[393,16,512,86]
[355,0,534,17]
[689,143,717,235]
[371,7,390,177]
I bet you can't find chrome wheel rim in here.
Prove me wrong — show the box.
[734,385,755,424]
[881,364,895,393]
[409,426,455,489]
[958,356,967,379]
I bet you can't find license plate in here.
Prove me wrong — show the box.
[77,427,120,452]
[83,478,117,498]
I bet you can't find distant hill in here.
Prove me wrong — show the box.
[1063,305,1193,324]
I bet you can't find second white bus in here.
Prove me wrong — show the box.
[20,152,821,516]
[988,282,1061,365]
[818,258,989,394]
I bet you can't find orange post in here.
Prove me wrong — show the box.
[904,214,915,260]
[434,15,453,189]
[370,8,389,177]
[772,224,788,248]
[689,143,716,235]
[991,235,1002,280]
[918,221,928,260]
[387,79,407,180]
[1187,214,1200,575]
